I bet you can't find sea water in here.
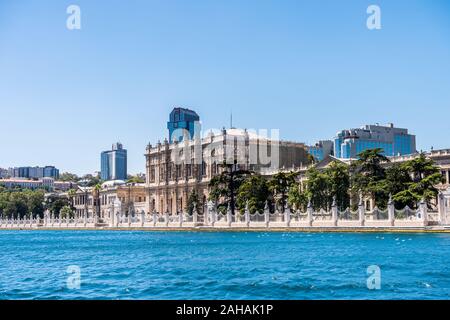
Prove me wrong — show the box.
[0,230,449,300]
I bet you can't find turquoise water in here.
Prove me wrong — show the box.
[1,230,450,300]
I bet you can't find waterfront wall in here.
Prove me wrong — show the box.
[1,196,448,229]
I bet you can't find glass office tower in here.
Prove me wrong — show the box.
[101,143,127,181]
[334,123,416,159]
[167,107,200,143]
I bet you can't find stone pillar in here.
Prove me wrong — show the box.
[128,210,132,227]
[227,204,232,227]
[358,194,365,226]
[208,201,216,227]
[141,210,146,227]
[203,203,209,227]
[420,198,428,226]
[307,200,313,227]
[153,211,157,227]
[284,207,291,227]
[193,207,198,226]
[438,192,446,225]
[165,210,169,227]
[331,196,338,227]
[83,209,87,227]
[388,194,395,226]
[110,209,115,227]
[116,211,120,227]
[245,203,250,228]
[264,201,270,228]
[179,210,183,227]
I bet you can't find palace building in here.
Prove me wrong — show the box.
[145,109,310,214]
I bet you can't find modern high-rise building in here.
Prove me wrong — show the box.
[101,143,127,181]
[167,107,200,143]
[0,168,8,178]
[308,140,334,161]
[334,123,416,159]
[9,166,59,179]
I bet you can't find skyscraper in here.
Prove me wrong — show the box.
[101,143,127,181]
[167,107,200,143]
[334,123,416,159]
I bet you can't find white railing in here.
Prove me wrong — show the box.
[1,195,448,229]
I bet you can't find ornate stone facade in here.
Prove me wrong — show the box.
[145,128,309,214]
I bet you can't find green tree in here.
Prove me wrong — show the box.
[287,182,308,212]
[46,195,70,217]
[237,174,269,214]
[58,172,80,182]
[127,174,145,183]
[208,161,252,214]
[305,167,331,211]
[351,148,389,208]
[25,189,45,217]
[59,205,74,219]
[186,189,200,215]
[326,161,350,211]
[398,154,443,208]
[268,171,298,212]
[4,192,28,218]
[384,163,413,208]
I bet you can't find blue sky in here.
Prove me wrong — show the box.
[1,0,450,175]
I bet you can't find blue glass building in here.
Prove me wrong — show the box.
[334,123,416,159]
[101,143,127,181]
[308,140,334,161]
[167,107,200,143]
[11,166,59,179]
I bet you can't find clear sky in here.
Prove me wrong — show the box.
[1,0,450,175]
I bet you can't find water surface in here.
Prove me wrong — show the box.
[1,230,449,300]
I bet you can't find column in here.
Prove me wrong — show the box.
[438,192,446,225]
[110,209,115,227]
[227,204,232,227]
[116,211,120,227]
[307,200,313,227]
[179,210,183,227]
[165,210,169,227]
[420,198,428,226]
[245,203,250,228]
[264,201,270,228]
[331,197,338,227]
[284,207,291,227]
[388,194,395,226]
[153,210,157,227]
[358,194,365,226]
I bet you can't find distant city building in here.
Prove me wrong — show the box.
[0,168,8,178]
[334,123,416,159]
[0,177,55,190]
[72,180,147,219]
[101,143,127,181]
[9,166,59,179]
[308,140,334,161]
[167,107,200,143]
